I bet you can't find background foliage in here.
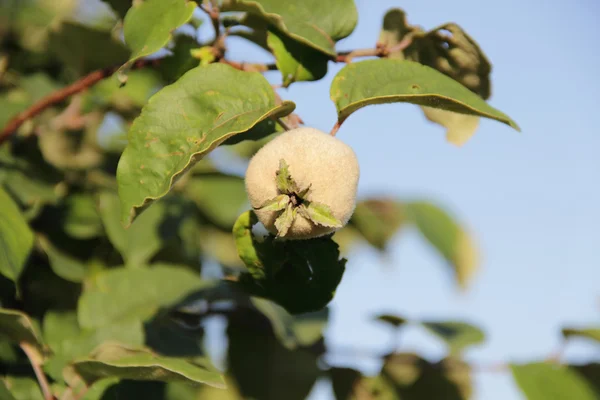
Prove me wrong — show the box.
[0,0,598,399]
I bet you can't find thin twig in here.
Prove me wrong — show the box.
[219,59,277,72]
[20,343,54,400]
[0,59,157,145]
[330,120,342,136]
[336,47,387,63]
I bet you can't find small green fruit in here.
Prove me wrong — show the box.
[245,127,360,239]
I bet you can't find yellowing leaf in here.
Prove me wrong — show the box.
[422,106,480,146]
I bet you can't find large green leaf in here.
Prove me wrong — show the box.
[120,0,197,73]
[0,188,34,282]
[116,64,295,225]
[266,30,329,87]
[98,191,167,266]
[330,59,519,130]
[72,342,225,387]
[77,265,212,329]
[562,327,600,343]
[420,321,485,355]
[221,0,358,56]
[405,201,479,288]
[0,308,44,354]
[511,362,597,400]
[42,311,144,381]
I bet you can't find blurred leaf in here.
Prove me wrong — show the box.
[38,236,87,282]
[2,377,43,400]
[0,187,34,282]
[375,314,407,328]
[72,342,225,387]
[77,265,212,329]
[227,309,321,400]
[232,211,264,279]
[116,63,295,226]
[378,8,413,60]
[48,22,130,75]
[184,173,248,229]
[59,193,103,239]
[329,367,362,400]
[330,59,519,131]
[572,363,600,396]
[251,298,328,349]
[0,380,17,400]
[158,35,200,82]
[88,69,162,111]
[511,362,597,400]
[101,0,132,19]
[405,201,479,288]
[79,377,120,400]
[119,0,197,77]
[266,30,329,87]
[350,199,404,250]
[42,311,143,381]
[38,123,105,171]
[421,321,485,355]
[422,106,480,146]
[221,0,357,56]
[0,308,44,354]
[98,191,167,266]
[562,327,600,343]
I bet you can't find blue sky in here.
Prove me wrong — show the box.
[216,0,600,399]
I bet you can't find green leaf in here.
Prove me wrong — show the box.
[350,199,405,250]
[275,158,297,194]
[562,327,600,343]
[2,377,43,400]
[77,265,212,329]
[405,201,479,288]
[184,173,248,229]
[98,191,166,266]
[48,22,130,75]
[0,188,34,282]
[233,211,265,280]
[0,308,44,353]
[378,8,413,60]
[42,311,143,380]
[221,0,358,56]
[267,30,329,87]
[37,236,87,283]
[116,63,295,226]
[274,203,296,237]
[158,34,201,82]
[61,193,104,239]
[572,363,600,396]
[375,314,407,328]
[238,230,346,314]
[257,194,290,212]
[330,59,519,131]
[329,367,362,400]
[420,321,485,355]
[511,362,597,400]
[0,380,17,400]
[382,353,472,400]
[300,201,343,228]
[119,0,197,78]
[101,0,132,19]
[72,342,225,387]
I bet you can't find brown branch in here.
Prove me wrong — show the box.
[330,120,342,136]
[0,59,158,145]
[20,342,54,400]
[219,59,277,72]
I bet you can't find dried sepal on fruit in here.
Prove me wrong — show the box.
[245,127,360,239]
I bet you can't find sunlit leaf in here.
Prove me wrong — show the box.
[77,265,212,329]
[511,362,597,400]
[0,188,34,282]
[301,201,343,228]
[330,59,519,131]
[221,0,358,56]
[350,199,404,250]
[421,106,480,146]
[72,342,225,387]
[116,63,294,226]
[0,308,44,355]
[405,201,479,288]
[2,377,43,400]
[421,321,485,355]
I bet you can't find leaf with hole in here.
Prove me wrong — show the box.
[116,63,295,226]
